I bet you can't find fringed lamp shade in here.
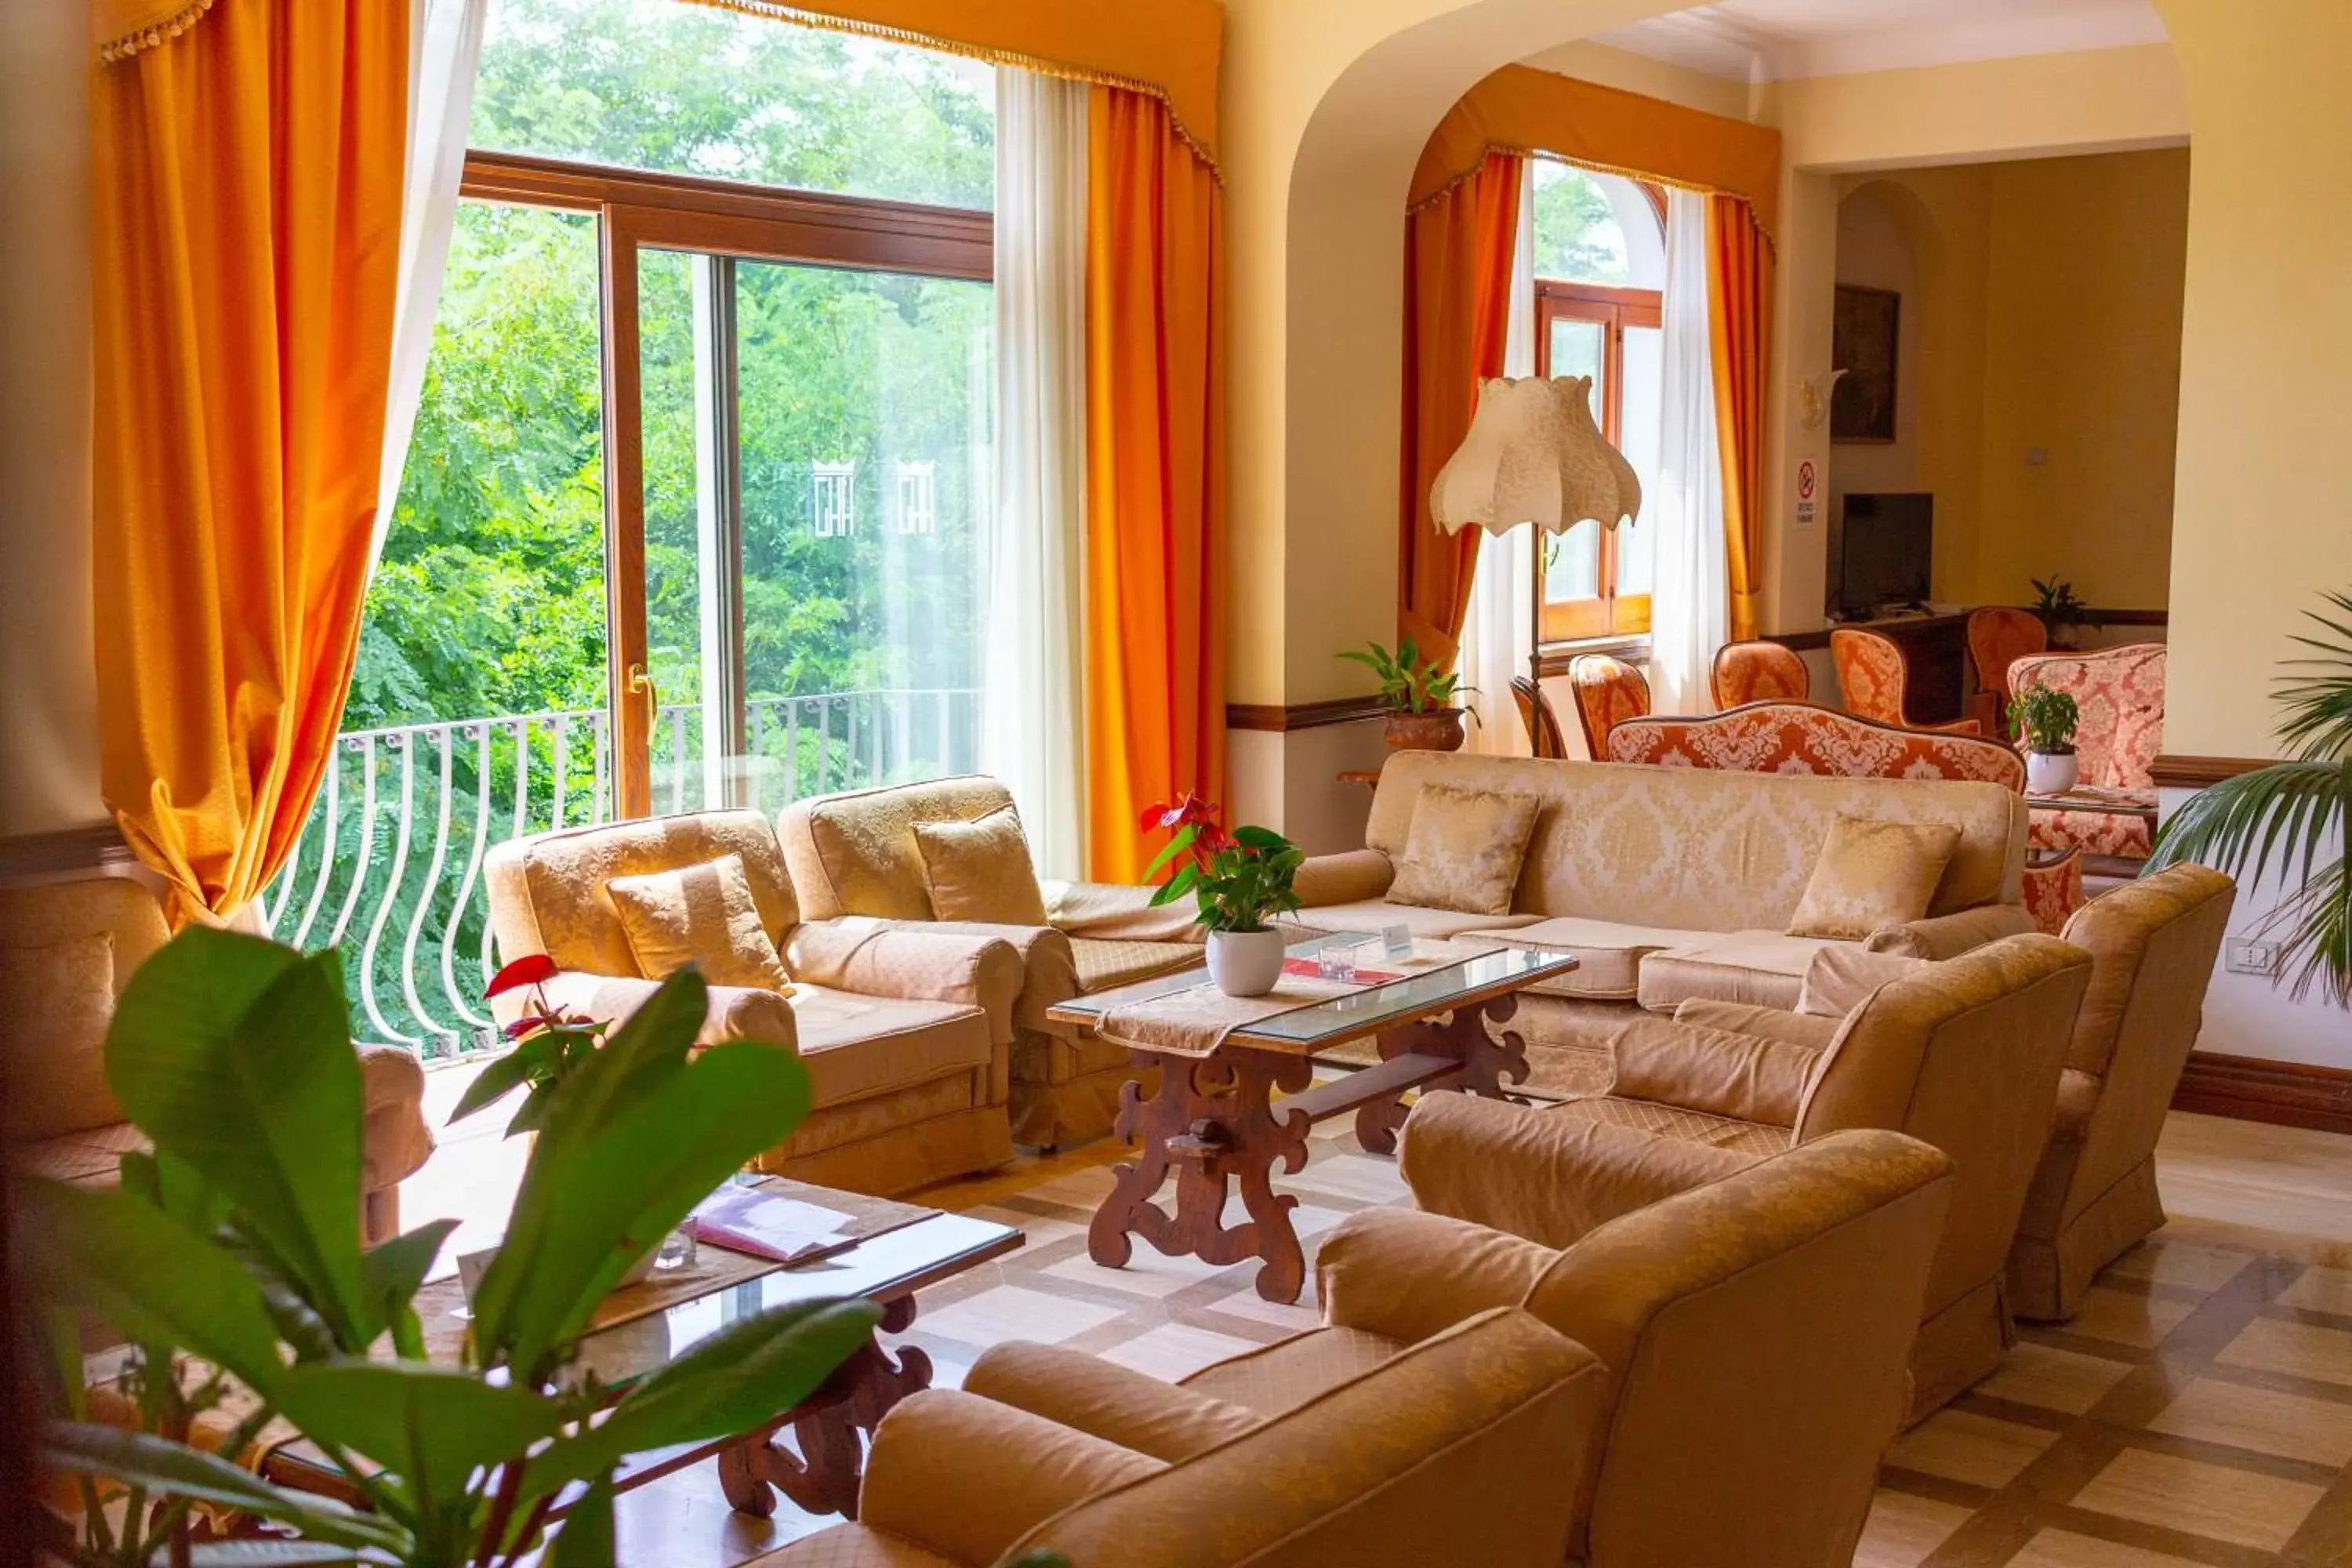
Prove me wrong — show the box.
[1429,376,1642,537]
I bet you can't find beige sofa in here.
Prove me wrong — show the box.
[485,810,1028,1195]
[0,873,434,1244]
[1288,751,2034,1096]
[779,777,1207,1149]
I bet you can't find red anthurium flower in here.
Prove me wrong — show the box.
[485,953,558,1000]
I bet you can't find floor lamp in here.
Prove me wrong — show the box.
[1428,375,1642,751]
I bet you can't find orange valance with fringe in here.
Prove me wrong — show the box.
[1410,65,1780,238]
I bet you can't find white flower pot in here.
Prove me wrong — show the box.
[1206,928,1287,997]
[2027,750,2079,795]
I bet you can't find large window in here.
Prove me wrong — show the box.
[1532,163,1665,643]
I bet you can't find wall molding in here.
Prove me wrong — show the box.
[2173,1051,2352,1136]
[1225,695,1389,733]
[0,822,135,883]
[1766,608,2167,655]
[2151,754,2274,789]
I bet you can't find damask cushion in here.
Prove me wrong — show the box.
[1788,816,1962,942]
[607,852,793,991]
[0,932,122,1142]
[913,804,1050,925]
[1385,785,1541,916]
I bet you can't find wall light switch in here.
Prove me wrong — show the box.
[2025,447,2049,466]
[2224,938,2281,976]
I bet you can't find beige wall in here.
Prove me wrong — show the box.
[0,0,102,837]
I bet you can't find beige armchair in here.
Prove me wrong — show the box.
[778,776,1204,1149]
[2009,864,2236,1320]
[1406,933,2092,1421]
[485,810,1023,1195]
[751,1305,1606,1568]
[966,1127,1949,1568]
[0,873,433,1244]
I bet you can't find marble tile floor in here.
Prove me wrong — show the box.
[398,1065,2352,1566]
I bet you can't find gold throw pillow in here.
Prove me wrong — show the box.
[1385,785,1541,916]
[607,852,793,992]
[1787,816,1963,942]
[0,932,123,1142]
[914,804,1050,924]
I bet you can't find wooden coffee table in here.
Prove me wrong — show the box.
[1051,934,1577,1304]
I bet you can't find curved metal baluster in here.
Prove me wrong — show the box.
[483,717,532,984]
[668,706,686,815]
[292,752,342,949]
[326,736,379,950]
[786,698,801,802]
[358,731,421,1047]
[550,713,570,828]
[442,721,495,1033]
[262,786,311,937]
[750,701,768,814]
[934,690,952,779]
[400,726,459,1046]
[590,710,609,824]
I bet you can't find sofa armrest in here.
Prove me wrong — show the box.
[1041,880,1206,944]
[538,971,798,1051]
[782,920,1026,1045]
[1292,848,1395,907]
[1867,901,2033,960]
[1399,1094,1759,1250]
[355,1044,434,1193]
[1315,1207,1555,1345]
[964,1343,1261,1461]
[1673,1000,1844,1051]
[858,1389,1164,1564]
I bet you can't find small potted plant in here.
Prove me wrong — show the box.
[2008,685,2082,795]
[1339,637,1478,751]
[452,952,608,1138]
[2031,576,2103,651]
[1142,794,1305,997]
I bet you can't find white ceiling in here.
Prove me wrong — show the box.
[1591,0,2167,83]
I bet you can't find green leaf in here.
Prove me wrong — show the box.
[1231,825,1292,851]
[1142,822,1196,881]
[476,1036,816,1377]
[539,1474,616,1566]
[38,1424,404,1552]
[447,1046,539,1124]
[359,1220,459,1344]
[270,1361,565,1505]
[520,1297,880,1501]
[104,931,368,1343]
[13,1181,286,1390]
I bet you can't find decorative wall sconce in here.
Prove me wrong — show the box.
[1798,367,1849,431]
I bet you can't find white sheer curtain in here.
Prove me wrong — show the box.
[373,0,490,556]
[982,68,1090,879]
[1644,187,1728,714]
[1459,163,1539,756]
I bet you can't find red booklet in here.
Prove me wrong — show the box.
[1281,956,1406,985]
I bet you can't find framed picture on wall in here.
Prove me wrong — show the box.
[1831,284,1900,444]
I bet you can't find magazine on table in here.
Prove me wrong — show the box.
[689,1186,856,1264]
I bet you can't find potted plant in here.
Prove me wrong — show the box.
[2031,576,2103,650]
[22,927,876,1563]
[2008,685,2082,794]
[1142,794,1305,997]
[1339,636,1478,751]
[2150,589,2351,1008]
[454,953,607,1138]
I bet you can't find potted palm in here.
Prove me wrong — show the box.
[1339,637,1477,750]
[2031,576,2103,650]
[2008,685,2082,794]
[1142,794,1305,997]
[2149,590,2351,1007]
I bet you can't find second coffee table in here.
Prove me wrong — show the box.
[1051,933,1577,1303]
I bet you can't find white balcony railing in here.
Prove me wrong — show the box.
[262,688,981,1051]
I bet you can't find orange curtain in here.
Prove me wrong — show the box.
[1398,150,1524,656]
[1083,86,1226,883]
[90,0,410,921]
[1708,194,1773,644]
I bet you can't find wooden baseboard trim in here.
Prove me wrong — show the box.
[2151,755,2274,789]
[1225,696,1388,733]
[2172,1050,2352,1136]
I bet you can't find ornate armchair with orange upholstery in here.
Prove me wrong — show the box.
[1566,653,1650,759]
[1710,639,1809,710]
[1831,627,1982,736]
[2006,644,2167,863]
[1965,608,2048,732]
[1607,702,2083,933]
[1511,675,1570,759]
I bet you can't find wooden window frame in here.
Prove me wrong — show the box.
[455,149,993,817]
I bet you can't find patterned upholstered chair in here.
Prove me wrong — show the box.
[1606,702,2085,934]
[750,1305,1608,1568]
[1831,627,1981,735]
[1567,653,1650,758]
[1966,608,2048,713]
[1406,934,2093,1422]
[1511,674,1570,759]
[2007,644,2168,862]
[1709,639,1809,709]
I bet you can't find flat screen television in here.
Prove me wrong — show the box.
[1838,493,1933,617]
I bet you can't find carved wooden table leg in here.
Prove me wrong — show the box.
[717,1296,931,1520]
[1089,1045,1318,1302]
[1354,993,1533,1156]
